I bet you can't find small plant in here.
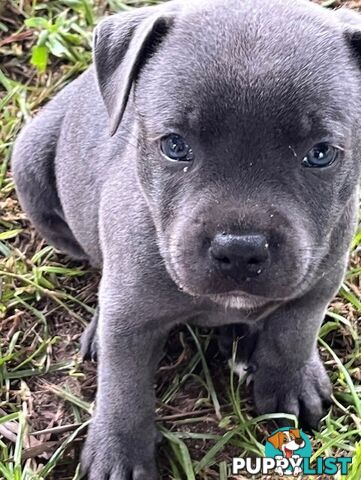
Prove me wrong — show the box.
[25,9,92,73]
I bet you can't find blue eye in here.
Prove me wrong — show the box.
[160,134,194,162]
[302,143,338,168]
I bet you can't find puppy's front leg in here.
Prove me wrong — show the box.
[251,269,345,429]
[81,299,166,480]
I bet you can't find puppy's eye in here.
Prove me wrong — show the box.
[160,134,194,162]
[302,143,338,168]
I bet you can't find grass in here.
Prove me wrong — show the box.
[0,0,360,478]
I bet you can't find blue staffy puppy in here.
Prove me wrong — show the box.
[12,0,361,478]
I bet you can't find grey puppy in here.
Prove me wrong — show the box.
[12,0,361,478]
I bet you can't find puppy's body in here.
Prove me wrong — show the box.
[12,0,361,478]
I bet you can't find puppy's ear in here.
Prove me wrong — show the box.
[267,432,284,450]
[335,8,361,67]
[93,7,175,135]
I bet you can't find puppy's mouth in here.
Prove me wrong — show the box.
[207,291,272,310]
[284,447,294,459]
[283,441,304,457]
[166,254,280,310]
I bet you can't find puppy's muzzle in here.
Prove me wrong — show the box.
[209,233,270,279]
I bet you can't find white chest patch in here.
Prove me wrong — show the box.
[229,360,249,382]
[210,294,264,310]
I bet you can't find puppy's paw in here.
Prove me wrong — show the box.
[252,352,331,429]
[81,422,159,480]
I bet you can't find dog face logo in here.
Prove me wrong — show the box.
[265,427,312,467]
[265,428,312,476]
[267,429,305,459]
[232,426,352,476]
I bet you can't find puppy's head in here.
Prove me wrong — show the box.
[95,0,361,308]
[268,429,305,455]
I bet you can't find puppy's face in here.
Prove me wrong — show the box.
[268,429,305,455]
[134,0,361,307]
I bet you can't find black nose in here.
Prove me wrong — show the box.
[210,234,270,278]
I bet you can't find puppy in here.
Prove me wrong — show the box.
[268,429,305,459]
[268,429,305,475]
[11,0,361,478]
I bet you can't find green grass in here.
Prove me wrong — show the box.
[0,0,360,479]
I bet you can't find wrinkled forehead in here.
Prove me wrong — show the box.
[138,3,355,142]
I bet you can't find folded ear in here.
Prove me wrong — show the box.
[335,7,361,66]
[93,6,175,135]
[267,432,284,450]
